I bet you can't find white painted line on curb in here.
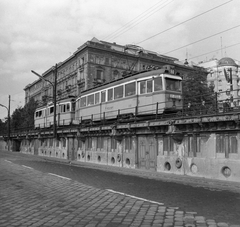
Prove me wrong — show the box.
[5,160,12,163]
[48,173,71,180]
[106,189,164,206]
[22,165,33,170]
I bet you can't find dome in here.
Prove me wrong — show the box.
[218,57,238,67]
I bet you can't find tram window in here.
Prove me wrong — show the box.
[154,77,163,91]
[95,92,100,104]
[35,112,38,118]
[60,104,65,113]
[36,111,42,118]
[50,107,54,114]
[140,81,146,94]
[125,82,136,97]
[166,78,181,91]
[114,85,123,99]
[108,88,113,101]
[66,103,70,111]
[80,97,86,107]
[101,91,106,103]
[87,94,94,106]
[72,102,75,111]
[147,80,152,93]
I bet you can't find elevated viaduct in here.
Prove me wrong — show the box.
[1,111,240,183]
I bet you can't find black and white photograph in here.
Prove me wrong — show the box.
[0,0,240,226]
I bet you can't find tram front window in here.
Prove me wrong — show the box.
[165,78,181,91]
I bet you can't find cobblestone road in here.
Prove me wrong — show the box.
[0,152,240,227]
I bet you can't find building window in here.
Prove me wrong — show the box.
[113,70,119,79]
[80,57,84,65]
[79,71,84,80]
[96,70,103,80]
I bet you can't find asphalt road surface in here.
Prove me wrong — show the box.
[0,151,240,226]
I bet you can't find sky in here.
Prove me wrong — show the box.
[0,0,240,120]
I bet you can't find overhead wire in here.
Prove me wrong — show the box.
[103,0,166,41]
[136,0,233,45]
[104,0,174,42]
[184,42,240,61]
[162,24,240,55]
[103,0,236,62]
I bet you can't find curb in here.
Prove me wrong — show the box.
[42,155,240,194]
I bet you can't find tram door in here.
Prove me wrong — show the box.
[137,80,154,115]
[138,136,156,171]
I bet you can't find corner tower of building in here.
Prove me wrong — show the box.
[199,57,239,111]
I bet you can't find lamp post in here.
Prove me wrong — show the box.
[31,64,57,138]
[0,95,11,150]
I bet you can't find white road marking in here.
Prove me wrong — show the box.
[22,165,33,169]
[5,160,12,163]
[48,173,71,180]
[106,189,164,206]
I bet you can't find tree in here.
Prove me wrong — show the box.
[11,107,23,131]
[0,118,7,135]
[182,68,216,115]
[10,98,38,131]
[21,98,38,129]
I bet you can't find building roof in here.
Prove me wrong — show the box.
[218,57,238,67]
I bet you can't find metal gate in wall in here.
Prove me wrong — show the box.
[138,136,157,171]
